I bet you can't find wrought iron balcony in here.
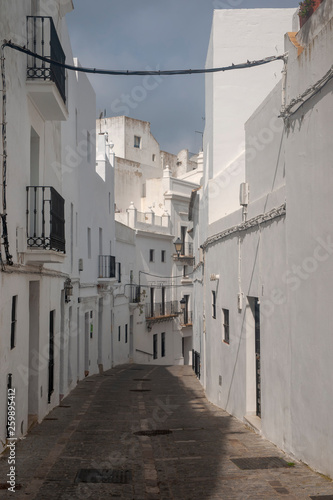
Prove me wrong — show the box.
[130,285,142,304]
[181,310,193,327]
[173,242,194,264]
[98,255,116,279]
[146,301,179,323]
[26,16,67,120]
[26,186,65,253]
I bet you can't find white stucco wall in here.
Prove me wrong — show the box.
[204,8,294,223]
[194,3,333,480]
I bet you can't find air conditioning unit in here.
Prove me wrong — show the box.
[78,258,84,272]
[210,274,220,281]
[239,182,249,206]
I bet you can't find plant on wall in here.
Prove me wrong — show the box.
[298,0,315,17]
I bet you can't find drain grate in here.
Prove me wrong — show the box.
[130,389,151,392]
[133,379,151,381]
[134,429,172,436]
[310,496,333,500]
[231,456,290,470]
[75,469,132,484]
[44,418,58,421]
[59,405,71,408]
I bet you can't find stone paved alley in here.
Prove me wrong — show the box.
[1,364,333,500]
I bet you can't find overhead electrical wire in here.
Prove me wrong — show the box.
[2,40,286,76]
[0,40,287,270]
[139,269,195,280]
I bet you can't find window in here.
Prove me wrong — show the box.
[161,250,166,263]
[181,226,187,255]
[134,135,141,148]
[184,295,189,325]
[161,332,165,357]
[10,296,17,349]
[125,324,128,343]
[153,334,158,359]
[142,183,146,197]
[223,308,230,344]
[161,287,166,316]
[48,310,55,403]
[117,262,121,283]
[87,227,91,259]
[150,287,154,317]
[149,249,154,262]
[183,265,187,278]
[212,291,216,319]
[99,227,103,255]
[152,154,156,162]
[118,326,121,342]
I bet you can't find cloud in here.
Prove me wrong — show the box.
[68,0,298,154]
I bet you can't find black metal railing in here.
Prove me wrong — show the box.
[146,301,179,319]
[176,242,194,257]
[98,255,116,278]
[26,186,65,252]
[192,350,201,379]
[27,16,66,103]
[130,285,141,303]
[181,310,193,326]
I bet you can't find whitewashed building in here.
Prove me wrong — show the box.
[193,3,333,479]
[0,0,116,452]
[98,117,201,366]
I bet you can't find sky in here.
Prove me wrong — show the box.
[67,0,299,155]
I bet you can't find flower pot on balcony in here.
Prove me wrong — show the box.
[299,0,324,28]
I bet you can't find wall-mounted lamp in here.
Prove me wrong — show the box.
[64,278,73,303]
[174,238,183,258]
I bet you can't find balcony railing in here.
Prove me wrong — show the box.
[27,16,66,104]
[146,301,179,320]
[179,242,193,257]
[181,310,193,326]
[130,285,142,303]
[26,186,65,252]
[98,255,116,279]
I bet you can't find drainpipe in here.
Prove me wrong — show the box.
[281,54,288,113]
[202,245,207,390]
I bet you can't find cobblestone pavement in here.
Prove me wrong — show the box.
[1,364,333,500]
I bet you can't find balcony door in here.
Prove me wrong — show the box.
[29,128,40,238]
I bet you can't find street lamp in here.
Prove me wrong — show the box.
[174,238,183,258]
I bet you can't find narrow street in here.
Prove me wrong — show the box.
[0,364,332,500]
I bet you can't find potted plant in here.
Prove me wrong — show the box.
[299,0,324,28]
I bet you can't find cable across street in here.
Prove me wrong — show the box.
[2,40,286,76]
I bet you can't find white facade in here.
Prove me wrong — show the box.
[98,117,201,366]
[0,0,116,452]
[193,3,333,479]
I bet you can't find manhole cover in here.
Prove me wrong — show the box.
[75,469,132,484]
[133,379,151,381]
[231,457,290,470]
[310,496,333,499]
[130,389,151,392]
[134,429,172,436]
